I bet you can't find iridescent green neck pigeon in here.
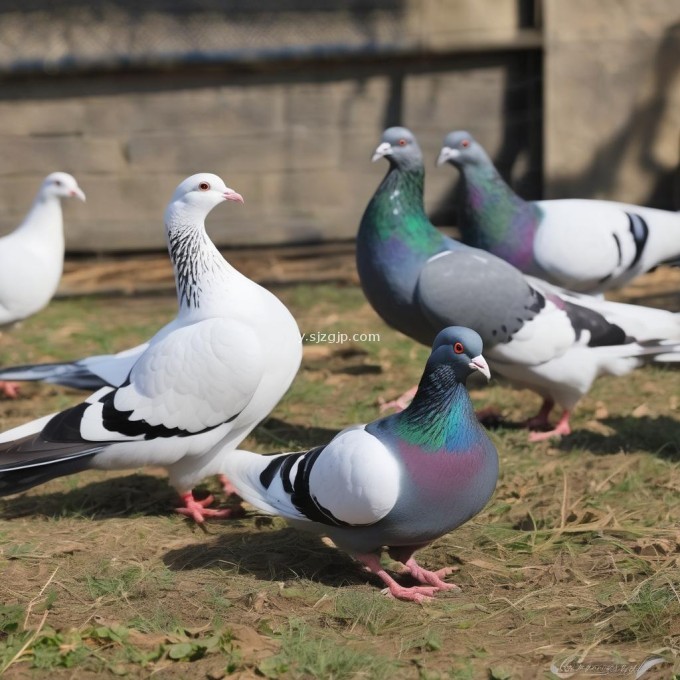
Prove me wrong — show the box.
[222,326,498,603]
[357,127,680,440]
[437,130,680,295]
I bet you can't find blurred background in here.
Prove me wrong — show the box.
[0,0,678,257]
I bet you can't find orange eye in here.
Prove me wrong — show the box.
[453,342,464,354]
[461,139,470,148]
[398,138,407,146]
[198,181,210,191]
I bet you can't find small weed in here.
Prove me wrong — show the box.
[259,620,398,679]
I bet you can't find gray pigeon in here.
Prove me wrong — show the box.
[357,127,680,440]
[222,326,498,603]
[437,130,680,294]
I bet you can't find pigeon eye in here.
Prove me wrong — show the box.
[453,342,465,354]
[54,180,63,187]
[198,181,211,191]
[398,138,407,146]
[461,139,470,149]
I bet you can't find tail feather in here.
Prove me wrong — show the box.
[0,362,108,391]
[0,433,102,496]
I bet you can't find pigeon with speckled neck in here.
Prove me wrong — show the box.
[223,326,498,603]
[356,127,680,440]
[437,131,680,294]
[0,174,302,521]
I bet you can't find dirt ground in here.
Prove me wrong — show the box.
[0,255,678,679]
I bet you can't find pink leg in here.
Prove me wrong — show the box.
[0,381,20,399]
[379,385,417,413]
[528,410,571,442]
[175,491,237,523]
[218,474,240,498]
[354,553,438,603]
[523,398,555,430]
[403,558,461,591]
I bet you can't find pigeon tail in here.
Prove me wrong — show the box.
[0,433,102,496]
[0,361,108,391]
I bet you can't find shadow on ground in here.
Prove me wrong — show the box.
[558,416,680,460]
[0,473,181,520]
[162,525,379,590]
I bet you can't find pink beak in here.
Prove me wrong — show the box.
[70,187,86,202]
[223,188,244,204]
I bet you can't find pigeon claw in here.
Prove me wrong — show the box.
[527,410,571,442]
[381,584,436,603]
[176,492,235,523]
[0,381,21,399]
[404,559,461,591]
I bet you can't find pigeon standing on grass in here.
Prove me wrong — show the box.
[0,173,302,522]
[437,131,680,294]
[357,127,680,440]
[223,326,498,603]
[0,172,86,397]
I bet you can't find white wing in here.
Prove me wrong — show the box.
[224,426,401,526]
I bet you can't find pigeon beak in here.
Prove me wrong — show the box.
[70,187,86,202]
[468,355,491,381]
[436,146,459,167]
[223,188,244,204]
[372,142,393,162]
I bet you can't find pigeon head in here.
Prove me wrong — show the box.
[428,326,490,384]
[40,172,86,202]
[436,131,488,169]
[371,127,423,170]
[168,173,244,219]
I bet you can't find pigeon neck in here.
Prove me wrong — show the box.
[458,161,538,269]
[360,164,445,258]
[165,210,236,316]
[17,193,64,242]
[390,363,480,453]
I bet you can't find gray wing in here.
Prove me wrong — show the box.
[415,249,545,347]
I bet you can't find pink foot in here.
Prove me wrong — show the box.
[404,558,460,591]
[175,491,240,523]
[380,583,438,603]
[528,410,571,442]
[379,386,417,413]
[0,381,20,399]
[354,552,437,603]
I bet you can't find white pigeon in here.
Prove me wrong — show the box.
[437,131,680,295]
[0,173,303,521]
[0,172,86,397]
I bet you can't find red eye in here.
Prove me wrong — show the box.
[453,342,464,354]
[198,181,210,191]
[398,138,407,146]
[461,139,470,148]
